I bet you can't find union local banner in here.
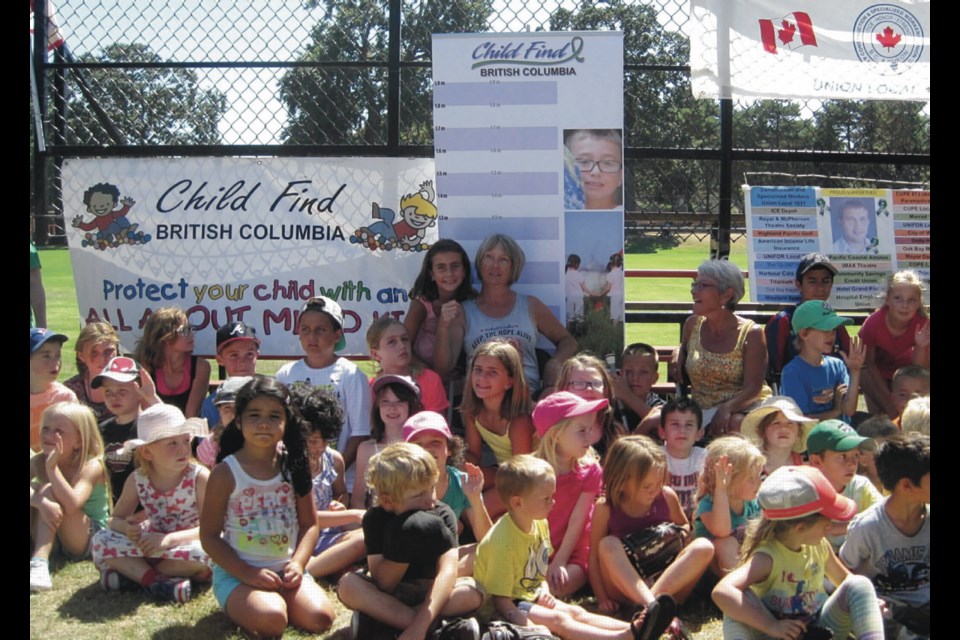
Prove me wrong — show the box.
[63,157,437,356]
[744,186,929,309]
[688,0,930,101]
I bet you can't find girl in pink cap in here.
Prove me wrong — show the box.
[713,465,885,640]
[531,390,606,598]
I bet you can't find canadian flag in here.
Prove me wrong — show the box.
[758,12,817,54]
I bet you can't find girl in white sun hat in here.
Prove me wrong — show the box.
[741,396,817,479]
[91,403,210,603]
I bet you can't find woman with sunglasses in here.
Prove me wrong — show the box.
[670,260,771,436]
[133,307,210,417]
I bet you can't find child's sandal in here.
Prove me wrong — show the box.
[630,594,676,640]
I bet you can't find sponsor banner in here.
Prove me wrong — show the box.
[63,157,437,356]
[689,0,930,101]
[745,186,929,308]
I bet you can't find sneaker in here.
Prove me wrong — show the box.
[99,568,139,592]
[631,594,676,640]
[146,576,192,604]
[29,557,52,592]
[431,617,481,640]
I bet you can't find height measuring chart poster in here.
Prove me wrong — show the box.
[745,186,929,309]
[432,32,626,360]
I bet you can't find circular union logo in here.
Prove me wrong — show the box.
[852,4,923,74]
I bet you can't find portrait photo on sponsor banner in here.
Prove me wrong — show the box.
[829,197,880,255]
[562,128,624,210]
[563,210,624,360]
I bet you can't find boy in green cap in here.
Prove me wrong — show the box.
[807,419,882,551]
[780,300,865,423]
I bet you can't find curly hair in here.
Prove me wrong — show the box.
[289,382,343,443]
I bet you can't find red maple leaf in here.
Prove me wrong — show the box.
[778,20,797,45]
[876,26,901,49]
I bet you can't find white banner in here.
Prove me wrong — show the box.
[689,0,930,101]
[431,31,625,359]
[744,186,929,308]
[63,157,437,356]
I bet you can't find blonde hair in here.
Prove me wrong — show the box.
[74,322,120,375]
[495,454,555,503]
[697,435,765,501]
[459,340,533,422]
[556,353,625,455]
[535,416,600,473]
[900,396,930,436]
[603,435,666,511]
[880,270,929,318]
[739,512,829,564]
[133,307,189,372]
[33,402,108,488]
[366,442,439,504]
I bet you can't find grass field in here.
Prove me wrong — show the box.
[32,238,736,639]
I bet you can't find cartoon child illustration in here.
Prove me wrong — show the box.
[73,183,148,249]
[351,181,437,252]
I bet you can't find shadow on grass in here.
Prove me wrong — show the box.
[56,581,149,622]
[152,611,239,640]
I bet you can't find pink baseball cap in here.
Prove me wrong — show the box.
[531,391,608,438]
[759,465,857,521]
[402,411,453,442]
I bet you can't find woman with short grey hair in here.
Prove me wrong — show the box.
[671,259,771,435]
[434,233,578,397]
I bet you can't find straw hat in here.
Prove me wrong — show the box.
[741,396,815,453]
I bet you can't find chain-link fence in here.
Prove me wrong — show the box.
[31,0,930,246]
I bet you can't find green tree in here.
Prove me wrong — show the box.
[280,0,492,146]
[65,43,227,145]
[812,100,930,185]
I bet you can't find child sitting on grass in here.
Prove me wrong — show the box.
[840,433,929,640]
[199,321,260,426]
[740,395,816,480]
[806,420,882,552]
[712,465,885,640]
[92,403,211,603]
[475,454,675,640]
[30,402,109,591]
[275,296,371,494]
[658,397,708,521]
[30,328,77,453]
[589,435,713,638]
[95,356,162,501]
[200,376,334,637]
[337,442,483,639]
[693,435,766,576]
[289,383,367,581]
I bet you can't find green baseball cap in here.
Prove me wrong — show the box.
[806,419,869,454]
[791,300,853,332]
